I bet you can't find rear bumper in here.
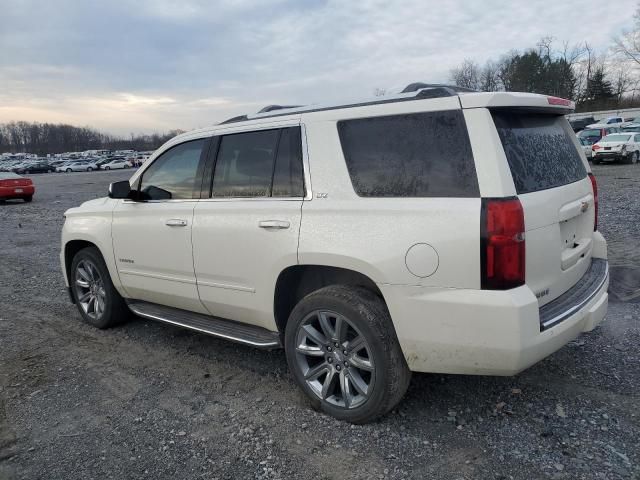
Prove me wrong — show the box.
[0,185,34,199]
[381,258,609,376]
[593,152,628,161]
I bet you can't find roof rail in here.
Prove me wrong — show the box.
[218,82,475,125]
[401,82,477,94]
[258,105,303,113]
[219,114,249,125]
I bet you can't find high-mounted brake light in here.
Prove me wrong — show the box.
[481,198,526,290]
[588,173,598,231]
[547,96,571,106]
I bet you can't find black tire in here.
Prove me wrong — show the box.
[70,247,130,329]
[285,285,411,424]
[23,196,32,203]
[87,167,93,172]
[104,166,110,170]
[66,168,72,173]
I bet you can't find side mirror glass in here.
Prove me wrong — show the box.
[108,181,133,199]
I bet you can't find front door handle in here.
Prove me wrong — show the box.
[165,219,188,227]
[258,220,290,229]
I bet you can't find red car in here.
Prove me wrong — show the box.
[0,172,35,202]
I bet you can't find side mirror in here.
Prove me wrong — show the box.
[108,181,134,199]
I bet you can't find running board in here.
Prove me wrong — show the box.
[127,301,281,349]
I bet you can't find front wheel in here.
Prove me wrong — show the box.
[104,166,110,170]
[285,285,411,424]
[70,247,129,329]
[66,168,72,173]
[87,167,93,172]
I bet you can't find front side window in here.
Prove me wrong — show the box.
[139,139,205,200]
[338,111,479,197]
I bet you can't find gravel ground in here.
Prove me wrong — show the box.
[0,166,638,480]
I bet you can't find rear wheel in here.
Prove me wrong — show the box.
[66,168,72,173]
[87,167,93,172]
[285,285,411,424]
[70,247,129,329]
[104,166,110,170]
[23,196,32,203]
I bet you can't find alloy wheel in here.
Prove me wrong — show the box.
[295,310,375,409]
[74,260,106,320]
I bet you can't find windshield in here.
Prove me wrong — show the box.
[601,134,632,142]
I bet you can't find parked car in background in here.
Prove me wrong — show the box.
[101,159,131,170]
[592,133,640,164]
[621,123,640,132]
[13,162,54,174]
[587,116,625,128]
[577,126,621,145]
[579,137,593,160]
[570,116,597,132]
[57,161,98,173]
[0,172,35,202]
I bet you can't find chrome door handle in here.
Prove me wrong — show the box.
[165,219,188,227]
[258,220,290,229]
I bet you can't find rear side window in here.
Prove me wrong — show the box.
[272,127,305,197]
[211,127,304,198]
[492,112,587,194]
[338,111,479,197]
[212,130,279,197]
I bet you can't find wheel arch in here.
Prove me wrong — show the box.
[273,264,386,337]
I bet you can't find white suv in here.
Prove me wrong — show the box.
[60,84,608,423]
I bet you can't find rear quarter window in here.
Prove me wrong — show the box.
[492,112,587,194]
[337,110,479,197]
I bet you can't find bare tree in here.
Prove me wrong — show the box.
[479,60,501,91]
[614,7,640,66]
[449,59,481,90]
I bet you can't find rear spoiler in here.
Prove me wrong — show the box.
[459,92,575,114]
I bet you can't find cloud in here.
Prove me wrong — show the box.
[0,0,637,135]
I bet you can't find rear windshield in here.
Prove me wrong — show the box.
[492,112,587,194]
[601,134,631,142]
[338,110,479,197]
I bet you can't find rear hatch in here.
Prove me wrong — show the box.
[491,111,594,307]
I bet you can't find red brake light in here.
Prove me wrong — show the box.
[547,96,571,106]
[589,173,598,231]
[481,198,525,290]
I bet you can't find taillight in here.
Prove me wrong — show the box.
[547,96,571,106]
[589,173,598,231]
[481,198,526,290]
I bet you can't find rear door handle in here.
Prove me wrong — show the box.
[165,219,188,227]
[258,220,290,229]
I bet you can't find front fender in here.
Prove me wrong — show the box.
[61,201,125,297]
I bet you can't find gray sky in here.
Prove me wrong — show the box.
[0,0,636,135]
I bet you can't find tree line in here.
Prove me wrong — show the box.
[0,121,183,155]
[448,8,640,113]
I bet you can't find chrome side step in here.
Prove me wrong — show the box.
[127,301,281,349]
